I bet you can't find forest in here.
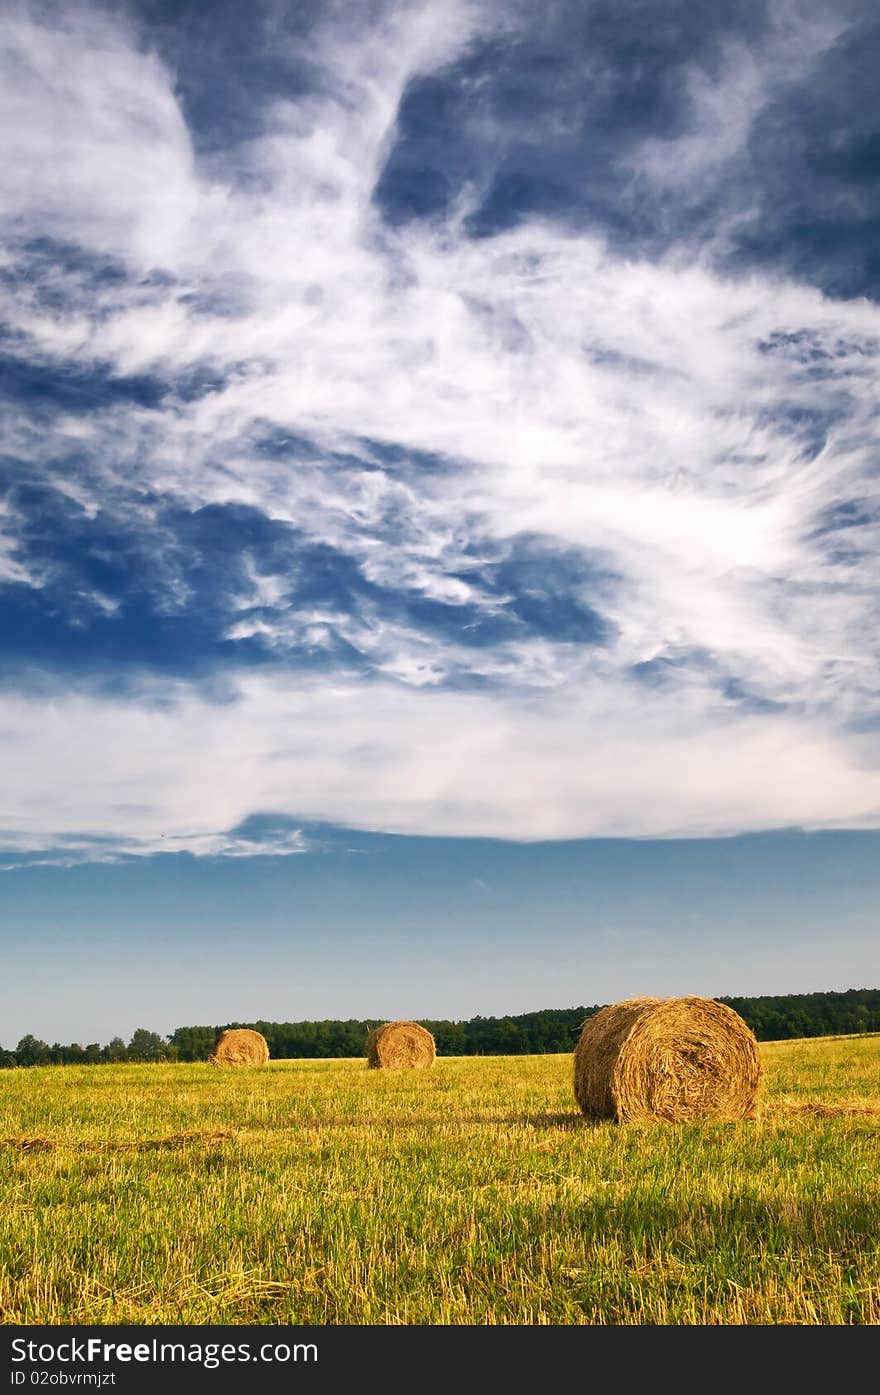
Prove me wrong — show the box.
[4,988,879,1065]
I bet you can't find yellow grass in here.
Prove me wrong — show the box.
[0,1034,878,1324]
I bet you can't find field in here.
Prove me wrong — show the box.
[1,1034,879,1325]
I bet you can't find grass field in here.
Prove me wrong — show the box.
[1,1034,879,1325]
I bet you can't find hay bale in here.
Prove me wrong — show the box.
[573,996,761,1122]
[366,1021,435,1070]
[209,1028,269,1067]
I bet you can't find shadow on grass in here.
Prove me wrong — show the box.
[535,1189,880,1254]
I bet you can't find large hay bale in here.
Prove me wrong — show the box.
[209,1028,269,1067]
[573,996,761,1122]
[366,1021,435,1070]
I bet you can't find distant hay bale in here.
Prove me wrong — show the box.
[366,1021,435,1070]
[209,1028,269,1067]
[573,996,762,1123]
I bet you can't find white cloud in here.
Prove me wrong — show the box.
[0,3,199,269]
[1,0,879,853]
[0,673,878,858]
[0,499,36,585]
[631,3,845,192]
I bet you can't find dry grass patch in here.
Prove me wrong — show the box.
[781,1099,880,1119]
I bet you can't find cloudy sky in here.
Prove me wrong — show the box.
[2,0,879,1043]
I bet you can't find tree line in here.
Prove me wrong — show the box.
[2,988,879,1066]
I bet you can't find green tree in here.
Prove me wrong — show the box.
[127,1028,168,1062]
[16,1035,50,1066]
[167,1026,216,1061]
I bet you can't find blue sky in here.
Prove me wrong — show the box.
[1,0,878,1044]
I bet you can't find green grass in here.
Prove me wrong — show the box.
[1,1035,879,1324]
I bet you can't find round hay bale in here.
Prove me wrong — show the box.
[209,1028,269,1067]
[366,1021,435,1070]
[573,996,761,1122]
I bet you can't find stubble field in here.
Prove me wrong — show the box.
[1,1034,878,1325]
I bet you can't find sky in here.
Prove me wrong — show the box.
[1,0,879,1045]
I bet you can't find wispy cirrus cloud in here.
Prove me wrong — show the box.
[1,0,879,860]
